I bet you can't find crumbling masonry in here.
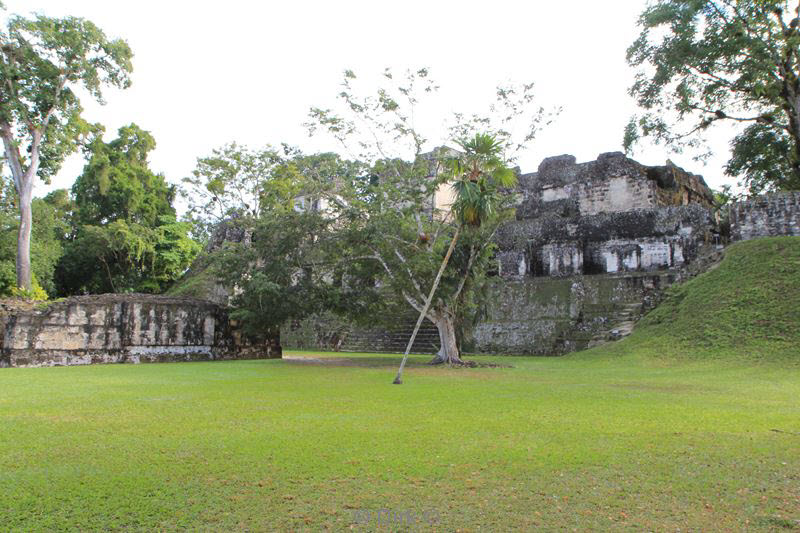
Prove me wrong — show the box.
[284,151,722,355]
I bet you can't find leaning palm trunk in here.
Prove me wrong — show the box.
[393,225,462,384]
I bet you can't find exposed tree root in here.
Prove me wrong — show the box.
[428,357,511,368]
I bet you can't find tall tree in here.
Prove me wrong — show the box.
[626,0,800,193]
[0,180,71,297]
[393,133,515,382]
[0,12,132,289]
[307,69,549,366]
[57,125,198,295]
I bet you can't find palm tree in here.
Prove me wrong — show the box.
[393,133,516,384]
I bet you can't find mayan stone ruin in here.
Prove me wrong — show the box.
[6,155,799,366]
[285,151,722,355]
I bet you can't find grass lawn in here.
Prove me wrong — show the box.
[2,238,799,531]
[1,351,798,531]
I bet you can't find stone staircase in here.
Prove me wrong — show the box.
[335,318,441,354]
[583,248,726,350]
[283,313,442,354]
[587,302,642,348]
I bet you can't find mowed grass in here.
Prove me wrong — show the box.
[1,237,799,531]
[1,352,798,531]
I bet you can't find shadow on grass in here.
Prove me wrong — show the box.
[283,355,429,368]
[282,355,513,369]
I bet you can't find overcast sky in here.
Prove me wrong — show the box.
[5,0,738,203]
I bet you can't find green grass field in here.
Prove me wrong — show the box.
[1,238,798,531]
[1,353,798,531]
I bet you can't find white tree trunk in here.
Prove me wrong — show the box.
[430,311,462,365]
[16,184,33,290]
[2,128,38,291]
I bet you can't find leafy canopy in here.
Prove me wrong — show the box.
[181,143,287,240]
[0,12,133,181]
[57,125,198,295]
[626,0,800,193]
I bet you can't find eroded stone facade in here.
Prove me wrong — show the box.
[468,152,717,355]
[499,152,715,279]
[730,191,800,241]
[0,294,281,368]
[283,152,719,356]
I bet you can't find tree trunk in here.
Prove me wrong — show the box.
[2,129,37,292]
[790,94,800,184]
[787,94,800,183]
[430,311,462,365]
[16,184,33,291]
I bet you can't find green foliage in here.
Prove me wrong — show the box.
[58,215,199,295]
[725,123,800,193]
[626,0,800,193]
[181,143,287,241]
[9,278,48,301]
[0,184,71,297]
[0,13,132,180]
[72,124,173,227]
[214,193,348,340]
[57,125,198,295]
[450,133,517,227]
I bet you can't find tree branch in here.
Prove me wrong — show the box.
[393,247,426,302]
[0,121,24,187]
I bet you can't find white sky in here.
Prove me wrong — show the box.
[5,0,739,204]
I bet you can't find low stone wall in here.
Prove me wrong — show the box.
[0,294,281,368]
[730,192,800,241]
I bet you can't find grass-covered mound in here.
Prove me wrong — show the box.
[591,236,800,360]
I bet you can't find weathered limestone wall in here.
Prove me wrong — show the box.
[501,152,716,280]
[517,152,715,220]
[0,294,280,368]
[470,272,675,355]
[496,205,714,278]
[730,192,800,241]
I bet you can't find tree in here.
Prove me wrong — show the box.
[204,70,551,367]
[0,181,71,297]
[393,133,515,381]
[181,143,287,241]
[626,0,800,193]
[56,125,198,295]
[0,12,132,289]
[214,206,340,342]
[71,124,173,227]
[307,69,548,366]
[185,150,370,329]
